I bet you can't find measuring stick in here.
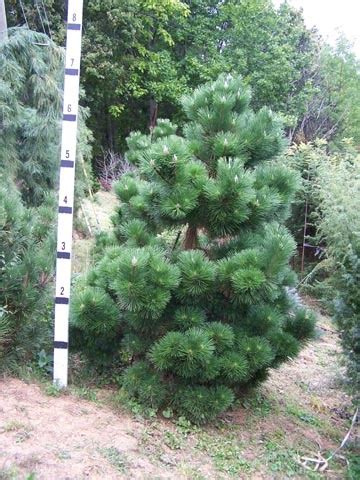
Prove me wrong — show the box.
[53,0,84,387]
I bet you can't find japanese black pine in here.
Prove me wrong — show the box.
[72,75,315,422]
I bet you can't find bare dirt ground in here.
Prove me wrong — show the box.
[0,311,357,480]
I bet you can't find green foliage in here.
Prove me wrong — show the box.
[284,309,316,342]
[174,385,235,424]
[0,29,62,206]
[314,145,360,398]
[0,28,93,371]
[0,177,55,371]
[286,139,360,398]
[8,1,360,153]
[0,28,92,206]
[72,74,315,423]
[121,361,168,409]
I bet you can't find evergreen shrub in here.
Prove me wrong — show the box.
[314,142,360,399]
[72,75,315,422]
[0,177,55,370]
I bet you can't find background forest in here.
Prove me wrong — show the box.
[1,0,359,426]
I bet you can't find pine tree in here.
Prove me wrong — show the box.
[72,74,315,423]
[0,28,93,370]
[0,175,55,370]
[0,28,92,207]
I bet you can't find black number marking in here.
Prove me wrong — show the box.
[71,58,75,66]
[72,13,76,21]
[60,287,65,296]
[67,104,72,113]
[63,196,68,204]
[65,150,70,158]
[61,242,66,251]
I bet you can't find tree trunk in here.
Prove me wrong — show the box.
[107,113,114,151]
[149,97,158,130]
[183,225,199,250]
[0,0,8,43]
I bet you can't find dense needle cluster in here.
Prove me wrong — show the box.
[72,75,315,423]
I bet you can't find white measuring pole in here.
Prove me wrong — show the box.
[53,0,84,387]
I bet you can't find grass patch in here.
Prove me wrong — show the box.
[264,439,317,478]
[197,433,252,476]
[0,467,17,480]
[71,386,98,402]
[2,420,28,432]
[43,382,63,397]
[286,403,323,427]
[99,446,128,473]
[164,430,184,450]
[347,449,360,479]
[0,468,35,480]
[241,391,274,418]
[178,465,207,479]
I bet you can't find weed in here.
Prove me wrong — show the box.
[264,439,303,476]
[138,426,155,447]
[15,364,48,385]
[44,382,63,397]
[99,447,128,473]
[0,467,17,480]
[0,466,36,480]
[241,391,274,417]
[2,420,27,432]
[264,439,324,479]
[286,403,323,427]
[57,450,72,460]
[36,350,52,375]
[164,430,183,450]
[347,450,360,479]
[175,416,199,435]
[72,386,97,402]
[1,420,34,442]
[178,465,207,479]
[15,429,32,443]
[197,433,252,476]
[111,391,157,419]
[162,407,173,419]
